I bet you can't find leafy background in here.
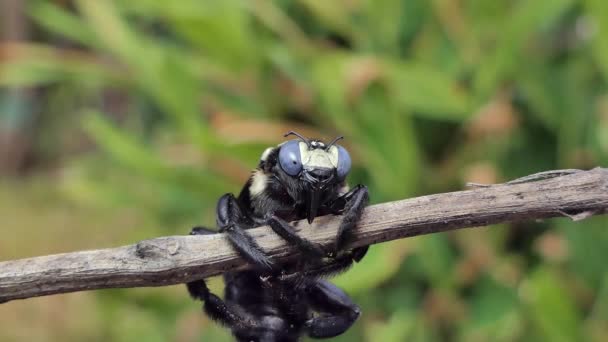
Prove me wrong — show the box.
[1,0,608,341]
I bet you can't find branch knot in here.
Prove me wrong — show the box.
[135,239,182,259]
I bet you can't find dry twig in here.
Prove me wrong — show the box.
[1,168,607,303]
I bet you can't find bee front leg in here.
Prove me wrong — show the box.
[217,193,274,271]
[328,184,369,252]
[265,215,325,259]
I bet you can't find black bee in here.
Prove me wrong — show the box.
[187,131,369,341]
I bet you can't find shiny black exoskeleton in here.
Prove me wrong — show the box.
[187,132,369,341]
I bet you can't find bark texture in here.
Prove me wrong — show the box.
[1,168,607,303]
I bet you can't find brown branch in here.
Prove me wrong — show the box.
[1,168,608,304]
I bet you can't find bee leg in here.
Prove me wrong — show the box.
[304,279,361,338]
[186,279,253,331]
[217,193,274,271]
[187,227,240,325]
[189,226,216,235]
[351,245,369,262]
[280,245,369,283]
[328,184,369,252]
[266,215,325,259]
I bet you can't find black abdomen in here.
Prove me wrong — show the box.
[224,271,309,342]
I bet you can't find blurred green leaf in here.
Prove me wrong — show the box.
[470,276,517,325]
[561,216,608,288]
[365,310,416,342]
[383,59,471,119]
[169,1,259,69]
[334,240,411,294]
[298,0,357,43]
[28,1,99,47]
[522,268,584,342]
[83,112,231,199]
[474,0,575,96]
[75,0,143,66]
[586,0,608,81]
[417,234,455,289]
[0,45,126,87]
[586,274,608,340]
[361,0,407,54]
[460,275,523,341]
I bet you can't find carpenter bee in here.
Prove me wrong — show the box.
[187,131,369,341]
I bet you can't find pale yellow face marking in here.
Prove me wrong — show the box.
[249,170,268,197]
[260,147,274,161]
[299,142,339,170]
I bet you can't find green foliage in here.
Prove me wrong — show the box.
[2,0,608,341]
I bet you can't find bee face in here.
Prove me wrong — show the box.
[264,133,352,223]
[277,140,351,182]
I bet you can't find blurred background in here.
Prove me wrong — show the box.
[1,0,608,341]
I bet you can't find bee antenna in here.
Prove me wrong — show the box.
[284,131,311,147]
[325,136,344,151]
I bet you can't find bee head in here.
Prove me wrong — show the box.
[264,131,352,223]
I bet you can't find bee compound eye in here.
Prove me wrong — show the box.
[336,145,351,179]
[278,140,303,176]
